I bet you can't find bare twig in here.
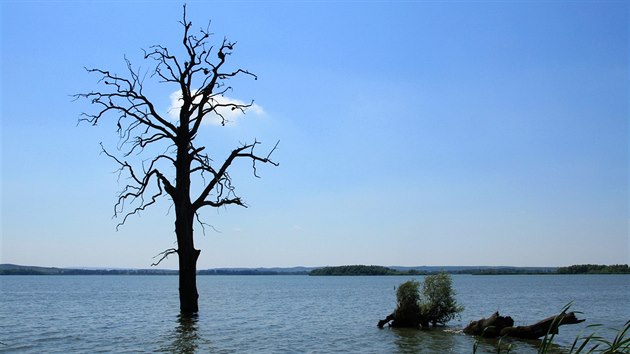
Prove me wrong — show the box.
[151,248,178,267]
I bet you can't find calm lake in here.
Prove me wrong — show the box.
[0,274,628,353]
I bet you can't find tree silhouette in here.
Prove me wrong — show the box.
[75,5,277,315]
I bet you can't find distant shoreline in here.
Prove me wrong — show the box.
[2,263,628,276]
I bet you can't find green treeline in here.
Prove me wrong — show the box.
[556,264,630,274]
[0,265,306,276]
[309,264,630,276]
[309,265,424,276]
[469,268,556,275]
[0,267,178,275]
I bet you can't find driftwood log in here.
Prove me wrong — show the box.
[463,311,585,339]
[461,312,514,337]
[377,311,430,329]
[377,313,396,329]
[379,310,585,340]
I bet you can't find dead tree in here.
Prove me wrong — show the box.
[75,5,277,315]
[462,312,514,337]
[500,312,585,339]
[463,311,585,339]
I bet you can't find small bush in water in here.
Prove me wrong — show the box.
[395,272,464,327]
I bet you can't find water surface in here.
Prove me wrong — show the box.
[1,275,628,353]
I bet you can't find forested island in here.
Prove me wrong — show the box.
[308,264,630,276]
[309,265,424,276]
[556,264,629,274]
[198,268,308,275]
[307,265,558,276]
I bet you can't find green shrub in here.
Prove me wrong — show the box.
[394,280,424,327]
[420,272,464,326]
[393,273,464,328]
[397,280,421,306]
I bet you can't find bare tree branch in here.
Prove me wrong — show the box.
[75,65,178,139]
[191,141,278,212]
[99,144,173,230]
[237,140,280,178]
[194,211,221,236]
[151,248,178,266]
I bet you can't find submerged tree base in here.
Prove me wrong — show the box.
[377,312,430,329]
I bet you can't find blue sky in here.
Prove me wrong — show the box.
[1,1,628,269]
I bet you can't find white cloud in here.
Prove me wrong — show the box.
[168,90,264,126]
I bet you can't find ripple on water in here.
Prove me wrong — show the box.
[0,275,628,353]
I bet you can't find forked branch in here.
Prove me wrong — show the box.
[151,248,178,266]
[192,140,279,211]
[99,144,173,229]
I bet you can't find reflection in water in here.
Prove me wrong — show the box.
[160,314,204,353]
[392,327,459,353]
[174,315,200,353]
[472,335,553,354]
[390,326,564,353]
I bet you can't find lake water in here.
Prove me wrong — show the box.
[0,275,628,353]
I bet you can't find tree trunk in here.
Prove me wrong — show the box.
[463,311,584,339]
[378,313,396,329]
[175,134,199,315]
[176,209,199,315]
[462,312,514,337]
[500,312,585,339]
[178,246,200,315]
[377,308,430,329]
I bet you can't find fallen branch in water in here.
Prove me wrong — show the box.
[463,311,585,340]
